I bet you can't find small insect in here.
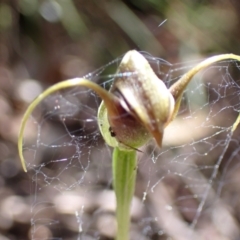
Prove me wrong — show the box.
[109,127,116,137]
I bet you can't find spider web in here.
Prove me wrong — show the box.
[21,52,240,240]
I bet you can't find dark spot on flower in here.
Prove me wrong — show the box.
[109,127,116,137]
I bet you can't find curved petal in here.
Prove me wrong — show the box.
[18,78,115,172]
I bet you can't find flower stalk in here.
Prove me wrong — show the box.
[112,148,137,240]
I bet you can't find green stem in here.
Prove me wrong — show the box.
[112,147,137,240]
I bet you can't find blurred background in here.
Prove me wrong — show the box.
[1,0,240,239]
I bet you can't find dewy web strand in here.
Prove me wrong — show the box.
[18,51,240,240]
